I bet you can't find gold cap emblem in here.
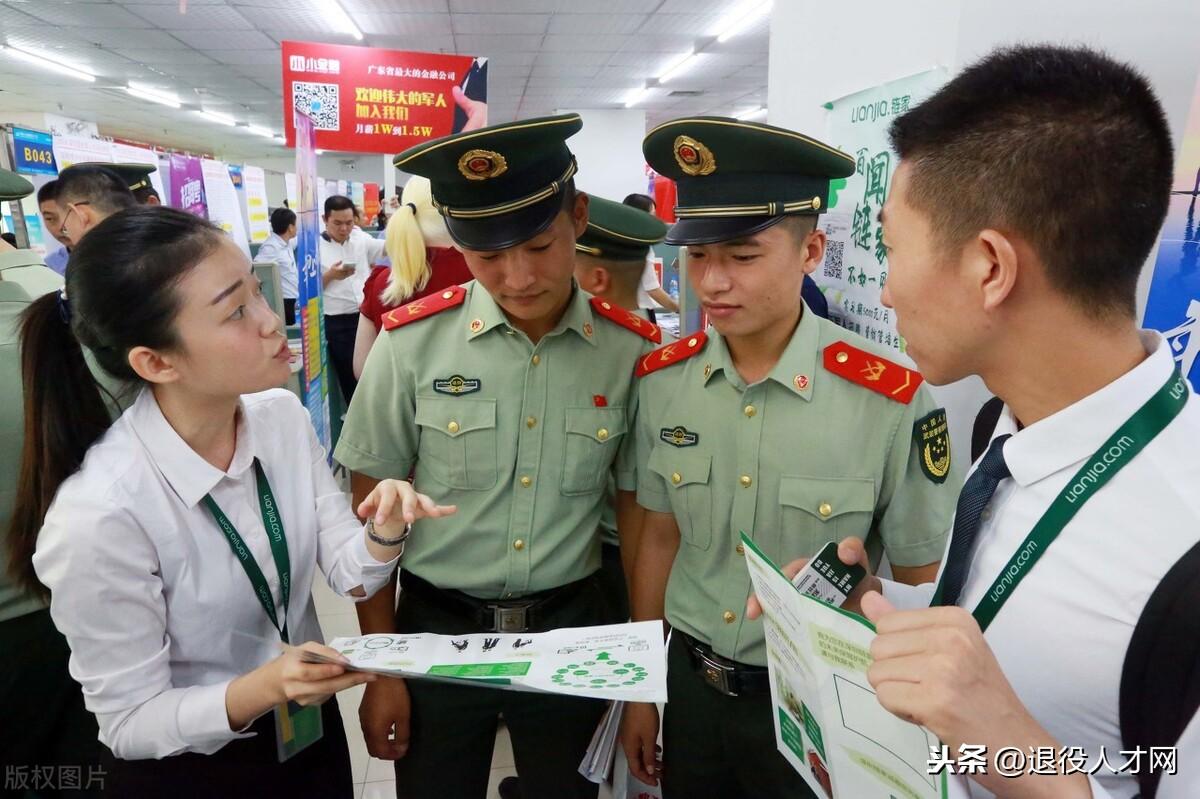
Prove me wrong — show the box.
[673,135,716,176]
[458,149,508,181]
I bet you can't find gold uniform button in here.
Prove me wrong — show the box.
[526,416,537,429]
[447,421,460,434]
[743,405,756,418]
[835,351,849,364]
[531,354,541,365]
[739,475,752,487]
[818,502,833,518]
[597,428,609,441]
[520,476,532,488]
[671,472,682,485]
[513,539,525,551]
[723,610,736,624]
[736,543,745,555]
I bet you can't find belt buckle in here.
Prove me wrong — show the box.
[698,652,739,697]
[493,605,529,633]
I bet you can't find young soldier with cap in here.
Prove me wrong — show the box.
[54,163,137,248]
[760,45,1200,799]
[334,114,660,799]
[620,117,961,798]
[573,194,670,620]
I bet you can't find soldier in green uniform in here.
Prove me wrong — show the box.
[335,114,660,799]
[573,195,670,620]
[0,168,106,797]
[619,118,962,799]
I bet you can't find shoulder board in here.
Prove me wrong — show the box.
[635,331,708,378]
[590,297,662,344]
[822,341,923,404]
[382,285,467,331]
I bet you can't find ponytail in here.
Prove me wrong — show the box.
[8,292,113,599]
[381,202,431,306]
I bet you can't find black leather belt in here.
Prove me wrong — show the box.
[400,571,591,633]
[679,632,770,697]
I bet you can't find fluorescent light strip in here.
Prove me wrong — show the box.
[195,109,236,126]
[658,50,699,84]
[735,106,767,121]
[247,125,277,138]
[624,86,650,108]
[717,0,773,43]
[125,84,181,109]
[0,44,95,82]
[317,0,363,41]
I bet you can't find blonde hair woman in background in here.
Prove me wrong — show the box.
[351,176,472,379]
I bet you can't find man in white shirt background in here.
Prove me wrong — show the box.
[319,194,385,404]
[753,44,1199,798]
[256,207,298,324]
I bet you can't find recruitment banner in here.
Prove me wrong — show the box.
[12,127,57,176]
[281,40,486,154]
[51,134,112,170]
[169,153,208,218]
[1143,72,1200,390]
[242,165,271,244]
[201,159,250,257]
[816,69,947,354]
[363,182,380,222]
[295,110,331,452]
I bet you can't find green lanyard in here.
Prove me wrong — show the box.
[931,368,1190,631]
[202,459,292,644]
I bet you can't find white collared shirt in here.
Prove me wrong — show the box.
[33,388,399,760]
[255,232,298,300]
[319,228,386,315]
[883,332,1200,798]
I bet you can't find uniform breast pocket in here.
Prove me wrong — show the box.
[647,447,713,550]
[560,407,628,495]
[414,396,498,490]
[778,476,876,544]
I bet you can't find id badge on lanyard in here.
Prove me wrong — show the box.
[204,458,324,762]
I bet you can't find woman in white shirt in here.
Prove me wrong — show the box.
[8,207,453,797]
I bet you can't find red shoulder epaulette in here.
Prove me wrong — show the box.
[822,341,923,404]
[635,331,708,378]
[590,297,662,344]
[382,285,467,331]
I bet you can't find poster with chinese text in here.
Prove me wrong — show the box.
[169,153,207,218]
[295,110,331,453]
[1143,72,1200,390]
[816,69,947,356]
[281,41,486,155]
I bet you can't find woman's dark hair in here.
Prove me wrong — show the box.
[8,206,222,598]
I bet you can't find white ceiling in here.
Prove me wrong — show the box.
[0,0,769,161]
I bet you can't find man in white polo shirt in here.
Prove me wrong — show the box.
[320,194,385,404]
[754,45,1199,798]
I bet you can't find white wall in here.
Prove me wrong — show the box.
[559,108,649,204]
[769,0,1200,468]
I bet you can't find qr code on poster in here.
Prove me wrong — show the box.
[824,240,844,280]
[293,81,339,130]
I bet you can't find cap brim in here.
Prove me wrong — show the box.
[443,191,563,251]
[664,214,792,246]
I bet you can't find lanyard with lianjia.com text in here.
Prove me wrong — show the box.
[202,458,291,644]
[931,368,1190,632]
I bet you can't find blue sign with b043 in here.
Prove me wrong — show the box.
[12,127,58,176]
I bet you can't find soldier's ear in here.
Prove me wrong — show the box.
[571,191,589,238]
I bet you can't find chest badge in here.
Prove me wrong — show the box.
[660,426,699,447]
[433,375,482,396]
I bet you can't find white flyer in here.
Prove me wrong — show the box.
[741,533,948,799]
[328,621,667,703]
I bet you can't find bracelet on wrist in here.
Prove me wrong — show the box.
[366,518,410,547]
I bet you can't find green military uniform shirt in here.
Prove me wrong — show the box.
[636,305,960,665]
[0,248,63,299]
[0,280,40,623]
[335,281,657,598]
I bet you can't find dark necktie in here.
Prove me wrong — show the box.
[937,434,1012,607]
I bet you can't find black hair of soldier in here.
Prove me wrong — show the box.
[622,193,654,214]
[132,185,160,204]
[54,165,136,217]
[888,44,1173,320]
[36,179,58,205]
[323,194,354,218]
[9,207,226,598]
[271,206,297,235]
